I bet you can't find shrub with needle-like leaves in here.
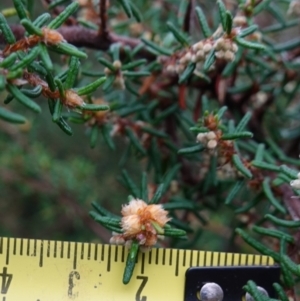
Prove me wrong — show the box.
[1,0,300,297]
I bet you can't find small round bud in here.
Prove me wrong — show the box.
[223,40,232,51]
[192,41,204,51]
[104,67,111,75]
[255,91,268,107]
[215,50,225,59]
[290,179,300,189]
[196,50,205,61]
[203,43,212,53]
[224,50,235,62]
[231,43,238,53]
[214,38,225,51]
[179,52,192,65]
[196,133,206,142]
[207,131,217,140]
[113,60,122,69]
[207,139,218,149]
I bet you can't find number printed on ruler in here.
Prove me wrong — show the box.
[0,237,274,301]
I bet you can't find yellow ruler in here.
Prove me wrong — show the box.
[0,237,274,301]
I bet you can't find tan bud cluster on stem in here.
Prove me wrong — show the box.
[214,38,238,62]
[110,199,171,250]
[197,131,219,150]
[64,90,84,108]
[41,27,66,45]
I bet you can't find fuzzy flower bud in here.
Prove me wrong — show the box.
[41,27,66,45]
[65,90,84,108]
[110,199,171,249]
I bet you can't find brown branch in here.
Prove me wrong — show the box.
[2,25,156,60]
[99,0,108,38]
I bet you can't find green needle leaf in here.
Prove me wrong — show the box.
[217,0,227,31]
[234,36,265,51]
[117,0,133,18]
[7,84,41,113]
[0,13,16,44]
[195,6,212,38]
[0,107,27,124]
[76,77,106,96]
[232,154,252,178]
[123,241,139,284]
[262,178,286,214]
[166,21,189,46]
[48,2,79,29]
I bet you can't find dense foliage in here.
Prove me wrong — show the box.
[1,0,300,298]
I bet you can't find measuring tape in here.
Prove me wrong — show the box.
[0,237,279,301]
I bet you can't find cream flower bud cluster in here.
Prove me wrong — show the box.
[214,38,238,62]
[192,41,216,72]
[196,131,218,150]
[166,37,238,76]
[165,40,214,75]
[290,172,300,189]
